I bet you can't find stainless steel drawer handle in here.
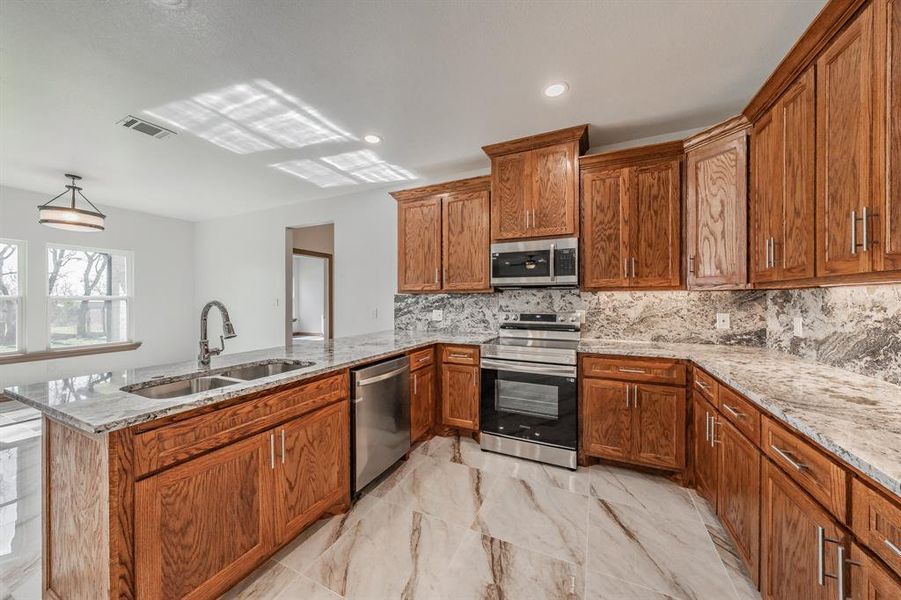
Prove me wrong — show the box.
[694,380,709,390]
[885,539,901,558]
[771,444,807,472]
[618,367,647,374]
[721,404,744,418]
[416,355,429,363]
[448,353,470,359]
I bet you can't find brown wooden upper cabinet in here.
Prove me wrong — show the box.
[751,68,816,284]
[392,176,491,293]
[580,142,682,290]
[878,0,901,273]
[684,116,750,289]
[482,125,589,241]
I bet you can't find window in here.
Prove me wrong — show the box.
[0,240,25,354]
[46,245,132,348]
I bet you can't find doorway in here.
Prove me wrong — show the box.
[287,224,334,342]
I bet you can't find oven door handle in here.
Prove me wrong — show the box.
[480,358,577,378]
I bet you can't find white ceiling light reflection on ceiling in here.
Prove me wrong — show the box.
[363,134,382,144]
[270,160,357,188]
[543,82,569,97]
[321,150,416,183]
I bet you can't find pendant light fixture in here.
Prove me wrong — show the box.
[38,174,106,232]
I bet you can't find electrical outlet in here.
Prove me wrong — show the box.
[716,312,731,330]
[431,309,444,322]
[793,316,804,338]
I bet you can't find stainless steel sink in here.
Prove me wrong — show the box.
[219,360,314,380]
[128,376,239,400]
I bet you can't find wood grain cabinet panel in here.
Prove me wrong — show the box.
[581,168,630,288]
[816,3,876,277]
[878,0,901,272]
[491,151,531,240]
[581,378,632,462]
[686,131,749,289]
[631,383,686,470]
[719,385,762,446]
[761,460,845,600]
[717,419,761,586]
[692,367,718,405]
[693,396,719,507]
[582,356,686,386]
[397,196,442,291]
[531,143,577,237]
[849,542,901,599]
[442,189,490,290]
[274,402,349,544]
[852,478,901,575]
[441,363,479,431]
[411,364,436,443]
[631,160,682,288]
[135,433,274,600]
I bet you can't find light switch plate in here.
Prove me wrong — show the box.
[793,317,804,338]
[716,313,731,330]
[431,309,444,321]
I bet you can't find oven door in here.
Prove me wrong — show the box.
[479,358,578,449]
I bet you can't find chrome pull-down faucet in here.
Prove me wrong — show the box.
[198,300,237,366]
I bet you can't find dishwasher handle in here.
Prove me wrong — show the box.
[355,365,409,388]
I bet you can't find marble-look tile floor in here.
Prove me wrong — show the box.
[232,435,761,600]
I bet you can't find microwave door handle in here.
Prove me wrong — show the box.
[480,358,577,378]
[549,243,556,282]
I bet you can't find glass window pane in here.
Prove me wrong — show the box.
[0,243,18,297]
[48,299,127,347]
[0,299,18,353]
[47,248,128,297]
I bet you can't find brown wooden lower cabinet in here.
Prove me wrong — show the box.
[850,542,901,599]
[717,418,761,586]
[440,358,479,431]
[582,378,632,461]
[692,396,719,506]
[761,459,846,600]
[411,363,436,442]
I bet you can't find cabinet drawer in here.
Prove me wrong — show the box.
[692,367,718,404]
[852,478,901,575]
[762,417,848,520]
[133,372,348,476]
[409,347,435,371]
[441,345,479,365]
[718,386,761,446]
[583,356,686,386]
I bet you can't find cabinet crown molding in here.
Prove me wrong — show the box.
[482,124,589,157]
[683,115,750,152]
[579,140,684,171]
[389,175,491,202]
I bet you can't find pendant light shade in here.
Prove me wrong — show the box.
[38,174,106,232]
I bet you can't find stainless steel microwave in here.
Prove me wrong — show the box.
[490,237,578,287]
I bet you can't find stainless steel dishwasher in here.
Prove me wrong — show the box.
[351,355,410,494]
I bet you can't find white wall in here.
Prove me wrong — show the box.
[0,185,196,386]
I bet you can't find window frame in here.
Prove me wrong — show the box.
[44,242,135,351]
[0,238,26,356]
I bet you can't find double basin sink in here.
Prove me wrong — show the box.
[123,360,316,400]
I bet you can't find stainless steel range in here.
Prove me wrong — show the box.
[480,312,581,469]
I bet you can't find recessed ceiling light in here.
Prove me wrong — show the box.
[363,134,382,144]
[150,0,190,9]
[544,82,569,98]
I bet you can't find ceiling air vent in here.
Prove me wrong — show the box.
[117,115,175,139]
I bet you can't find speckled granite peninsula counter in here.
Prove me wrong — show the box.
[5,331,900,498]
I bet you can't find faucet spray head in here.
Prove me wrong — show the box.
[223,320,237,339]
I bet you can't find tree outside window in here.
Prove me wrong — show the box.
[0,240,24,354]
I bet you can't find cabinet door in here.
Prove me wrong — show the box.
[441,363,479,430]
[135,433,274,600]
[491,151,531,240]
[693,397,719,507]
[411,365,436,442]
[686,133,748,289]
[581,168,631,288]
[850,542,901,600]
[531,143,577,237]
[397,196,442,291]
[717,419,761,586]
[631,383,686,470]
[582,378,632,461]
[274,402,349,543]
[779,68,817,280]
[879,0,901,272]
[816,3,875,276]
[751,108,783,283]
[761,460,844,600]
[443,190,490,291]
[630,160,681,288]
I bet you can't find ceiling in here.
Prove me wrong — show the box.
[0,0,826,222]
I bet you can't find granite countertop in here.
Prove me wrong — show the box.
[4,330,900,498]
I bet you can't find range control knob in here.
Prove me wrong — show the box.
[502,315,510,321]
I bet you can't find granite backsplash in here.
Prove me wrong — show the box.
[394,284,901,385]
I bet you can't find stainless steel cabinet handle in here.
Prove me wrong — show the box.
[885,539,901,557]
[764,238,770,269]
[721,404,744,419]
[633,384,638,409]
[280,429,286,464]
[269,433,276,470]
[705,412,711,443]
[771,444,807,472]
[631,257,636,278]
[833,545,862,600]
[549,243,556,281]
[851,210,858,255]
[862,207,869,251]
[709,416,720,447]
[434,268,439,285]
[817,526,828,585]
[449,353,470,359]
[625,384,631,408]
[413,372,418,395]
[688,255,695,275]
[618,367,647,374]
[624,257,630,279]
